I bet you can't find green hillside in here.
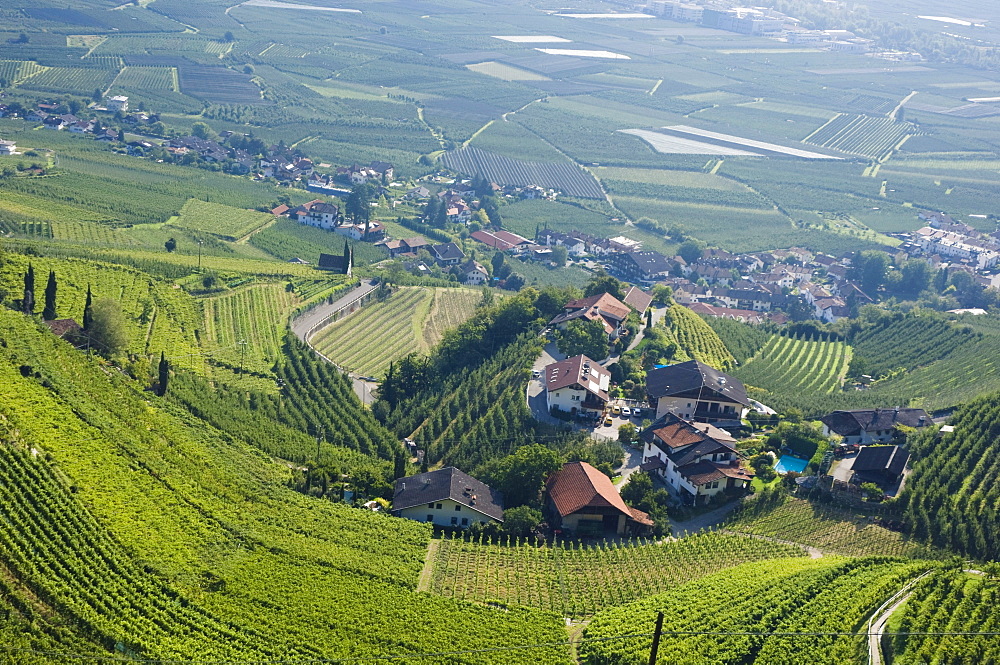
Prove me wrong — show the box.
[581,557,930,665]
[663,304,735,370]
[0,307,571,663]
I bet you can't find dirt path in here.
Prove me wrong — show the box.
[416,540,439,592]
[721,529,822,558]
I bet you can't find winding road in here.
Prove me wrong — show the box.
[290,278,381,404]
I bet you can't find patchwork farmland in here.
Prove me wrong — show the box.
[442,146,604,198]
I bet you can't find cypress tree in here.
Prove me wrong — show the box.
[158,352,169,397]
[22,263,34,315]
[82,285,93,330]
[42,270,57,320]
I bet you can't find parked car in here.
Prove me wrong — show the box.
[604,416,613,427]
[531,369,541,379]
[632,407,642,418]
[621,406,631,417]
[612,405,622,415]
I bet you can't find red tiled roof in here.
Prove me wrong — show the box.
[562,293,630,322]
[623,286,653,313]
[546,461,631,518]
[470,230,513,251]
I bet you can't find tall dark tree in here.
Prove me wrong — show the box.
[22,263,34,315]
[83,284,93,330]
[157,352,169,397]
[342,240,353,274]
[42,270,57,320]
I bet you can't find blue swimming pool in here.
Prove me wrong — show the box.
[774,455,809,474]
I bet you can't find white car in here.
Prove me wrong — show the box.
[632,407,642,418]
[621,406,631,417]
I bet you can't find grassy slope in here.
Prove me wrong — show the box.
[0,308,571,663]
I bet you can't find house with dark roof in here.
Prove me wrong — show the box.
[294,199,341,230]
[646,360,749,424]
[317,244,352,275]
[851,445,909,487]
[820,408,930,445]
[545,461,652,536]
[429,242,465,266]
[639,413,752,505]
[544,354,611,415]
[391,467,503,529]
[548,292,631,337]
[607,250,674,284]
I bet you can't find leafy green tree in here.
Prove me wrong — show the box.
[478,444,561,509]
[86,298,129,356]
[618,423,637,445]
[651,284,673,306]
[223,31,235,42]
[679,239,705,264]
[191,121,216,141]
[501,505,542,538]
[621,471,653,505]
[164,237,177,253]
[553,319,608,360]
[849,250,890,296]
[42,270,56,321]
[346,184,374,223]
[583,272,625,300]
[22,263,34,315]
[551,244,568,267]
[157,351,169,397]
[92,88,102,103]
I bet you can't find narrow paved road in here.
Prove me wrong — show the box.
[867,571,933,665]
[290,278,380,342]
[290,278,381,405]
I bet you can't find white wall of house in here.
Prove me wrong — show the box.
[297,213,337,230]
[654,396,747,421]
[547,386,604,413]
[820,425,893,445]
[395,499,497,529]
[464,269,488,286]
[561,512,625,535]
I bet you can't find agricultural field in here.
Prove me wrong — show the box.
[111,66,178,91]
[582,557,930,665]
[18,66,120,95]
[0,309,571,664]
[663,304,735,370]
[727,496,939,559]
[172,199,276,241]
[733,334,852,395]
[428,532,805,619]
[804,113,915,160]
[0,253,204,372]
[310,286,483,378]
[466,61,549,81]
[202,283,299,375]
[441,146,604,198]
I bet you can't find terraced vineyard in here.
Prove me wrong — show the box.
[0,59,47,86]
[173,199,276,241]
[663,304,735,370]
[727,495,939,559]
[19,66,120,95]
[733,334,851,394]
[0,254,203,370]
[202,283,299,374]
[582,557,930,665]
[310,287,482,378]
[890,570,1000,664]
[804,113,914,160]
[429,532,806,619]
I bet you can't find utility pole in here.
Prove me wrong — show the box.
[197,238,203,272]
[315,425,324,463]
[648,611,664,665]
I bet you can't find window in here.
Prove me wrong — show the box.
[436,503,443,509]
[455,505,461,511]
[450,516,458,526]
[428,503,435,509]
[710,481,719,489]
[426,514,433,522]
[461,518,469,526]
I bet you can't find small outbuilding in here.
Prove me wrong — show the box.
[545,461,652,536]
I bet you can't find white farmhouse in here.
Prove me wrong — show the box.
[543,354,610,415]
[391,467,503,529]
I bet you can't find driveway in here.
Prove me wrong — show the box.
[527,341,566,426]
[615,443,644,486]
[830,454,856,484]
